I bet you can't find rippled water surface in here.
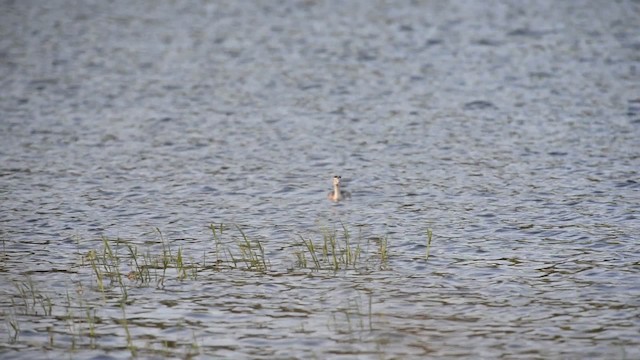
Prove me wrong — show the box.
[1,0,640,358]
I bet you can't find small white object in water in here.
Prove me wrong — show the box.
[327,175,351,202]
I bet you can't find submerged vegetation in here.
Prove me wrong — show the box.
[1,223,434,357]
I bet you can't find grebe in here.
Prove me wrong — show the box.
[327,175,351,202]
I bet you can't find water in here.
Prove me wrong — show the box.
[1,0,640,358]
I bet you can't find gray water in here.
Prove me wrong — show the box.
[1,0,640,358]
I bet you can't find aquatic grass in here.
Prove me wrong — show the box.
[298,235,321,269]
[125,243,152,284]
[87,243,124,298]
[125,240,198,285]
[176,247,185,280]
[188,331,201,358]
[84,222,272,293]
[340,222,362,267]
[63,290,78,351]
[86,249,104,292]
[377,235,389,268]
[12,276,53,316]
[296,224,374,271]
[101,237,126,286]
[85,305,97,341]
[6,313,19,343]
[55,282,110,351]
[209,223,224,265]
[158,228,171,287]
[97,229,200,287]
[6,279,92,349]
[120,306,136,357]
[4,274,202,357]
[425,228,433,261]
[235,224,269,271]
[84,223,428,280]
[293,246,307,268]
[207,223,269,272]
[328,292,374,334]
[210,223,240,269]
[2,223,433,358]
[90,237,129,301]
[7,276,97,350]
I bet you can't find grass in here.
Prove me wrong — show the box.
[235,224,269,271]
[12,276,53,316]
[85,229,208,292]
[82,223,273,296]
[294,223,395,271]
[209,223,268,271]
[2,223,434,357]
[3,223,419,278]
[425,228,433,260]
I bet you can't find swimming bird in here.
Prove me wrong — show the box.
[327,175,351,202]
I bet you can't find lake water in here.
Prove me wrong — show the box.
[1,0,640,358]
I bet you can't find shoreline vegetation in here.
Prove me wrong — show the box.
[2,223,434,357]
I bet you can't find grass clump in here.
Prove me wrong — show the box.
[83,223,429,286]
[209,223,269,272]
[85,231,198,292]
[84,224,270,293]
[294,224,434,271]
[294,223,392,271]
